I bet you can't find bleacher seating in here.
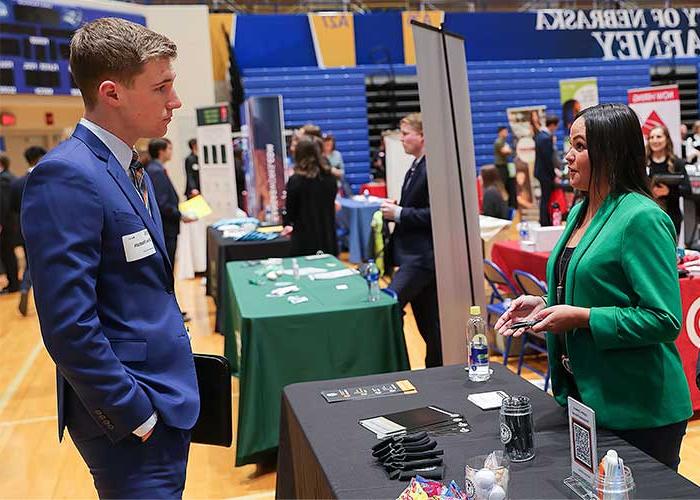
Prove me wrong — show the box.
[243,57,700,192]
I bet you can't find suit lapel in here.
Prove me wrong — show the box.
[105,155,169,265]
[564,193,626,303]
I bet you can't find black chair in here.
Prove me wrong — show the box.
[513,270,550,391]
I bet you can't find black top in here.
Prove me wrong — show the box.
[481,186,509,219]
[184,153,200,197]
[283,171,338,257]
[389,156,434,270]
[648,157,690,236]
[145,160,181,237]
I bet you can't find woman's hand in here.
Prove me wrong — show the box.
[652,183,670,198]
[280,225,293,237]
[495,295,547,337]
[530,305,590,334]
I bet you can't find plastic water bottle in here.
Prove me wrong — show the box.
[363,189,370,202]
[292,258,300,280]
[367,259,380,302]
[519,220,530,241]
[551,202,562,226]
[468,306,490,382]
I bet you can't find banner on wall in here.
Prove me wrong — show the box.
[402,10,444,65]
[507,106,547,210]
[559,77,598,132]
[627,84,682,157]
[308,13,356,68]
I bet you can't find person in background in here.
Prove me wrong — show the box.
[184,138,200,198]
[680,123,688,163]
[323,133,353,197]
[282,136,338,256]
[146,138,196,270]
[480,165,510,220]
[21,18,199,498]
[322,133,344,178]
[0,153,18,294]
[646,125,690,238]
[496,103,691,471]
[493,126,516,208]
[381,113,441,368]
[12,146,47,314]
[685,120,700,164]
[534,115,560,226]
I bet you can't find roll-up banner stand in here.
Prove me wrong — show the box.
[412,21,485,366]
[240,95,287,223]
[627,84,682,158]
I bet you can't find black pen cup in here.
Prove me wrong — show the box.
[499,395,535,463]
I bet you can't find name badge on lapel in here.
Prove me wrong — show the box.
[122,229,156,262]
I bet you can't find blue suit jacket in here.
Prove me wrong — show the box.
[534,130,555,185]
[390,156,434,270]
[21,124,199,443]
[145,160,181,239]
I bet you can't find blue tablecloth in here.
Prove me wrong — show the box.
[336,197,382,263]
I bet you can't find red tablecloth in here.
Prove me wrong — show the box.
[359,182,387,198]
[491,240,549,284]
[491,240,700,411]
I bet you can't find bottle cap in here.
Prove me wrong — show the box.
[470,305,481,315]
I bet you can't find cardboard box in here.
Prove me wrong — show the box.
[531,225,565,252]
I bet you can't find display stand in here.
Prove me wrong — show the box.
[411,21,485,365]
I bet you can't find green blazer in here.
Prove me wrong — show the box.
[545,192,692,430]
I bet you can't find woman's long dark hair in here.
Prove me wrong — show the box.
[293,136,330,178]
[576,103,652,199]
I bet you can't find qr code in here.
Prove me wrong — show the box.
[573,421,592,469]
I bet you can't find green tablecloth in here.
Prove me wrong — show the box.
[220,255,409,466]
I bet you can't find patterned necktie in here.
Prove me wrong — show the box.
[128,151,149,210]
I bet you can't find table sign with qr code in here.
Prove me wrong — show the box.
[564,396,598,499]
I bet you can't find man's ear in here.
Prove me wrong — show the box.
[97,80,120,108]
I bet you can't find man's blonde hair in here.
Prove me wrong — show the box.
[400,113,423,134]
[70,17,177,109]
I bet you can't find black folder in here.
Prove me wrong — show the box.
[191,353,233,447]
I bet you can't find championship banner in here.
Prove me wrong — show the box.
[402,10,444,65]
[308,13,356,68]
[627,84,682,157]
[559,77,598,132]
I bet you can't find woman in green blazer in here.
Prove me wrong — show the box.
[496,103,692,471]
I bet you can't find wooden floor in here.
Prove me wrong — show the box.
[0,255,698,498]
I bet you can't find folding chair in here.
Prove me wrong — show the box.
[483,259,519,365]
[513,270,550,391]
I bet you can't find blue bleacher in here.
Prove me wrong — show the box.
[244,57,700,188]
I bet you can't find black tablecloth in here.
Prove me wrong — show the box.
[206,226,291,331]
[277,364,699,499]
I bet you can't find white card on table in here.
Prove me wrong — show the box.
[467,390,508,410]
[122,229,156,262]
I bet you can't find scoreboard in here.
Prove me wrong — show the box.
[0,0,145,96]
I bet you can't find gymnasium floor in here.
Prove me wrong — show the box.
[0,255,697,498]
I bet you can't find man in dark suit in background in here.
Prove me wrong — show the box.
[0,153,18,294]
[12,146,47,314]
[184,138,200,198]
[534,115,560,226]
[381,113,441,368]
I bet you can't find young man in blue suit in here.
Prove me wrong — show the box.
[381,113,442,367]
[21,18,199,499]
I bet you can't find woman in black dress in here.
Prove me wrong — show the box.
[282,136,338,256]
[646,125,690,237]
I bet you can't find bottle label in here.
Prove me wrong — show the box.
[470,344,488,370]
